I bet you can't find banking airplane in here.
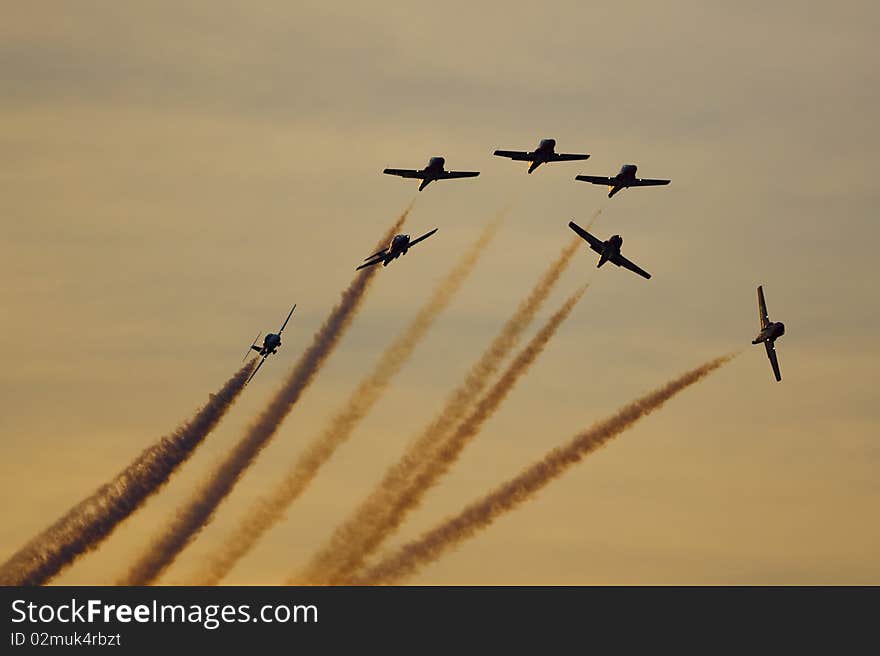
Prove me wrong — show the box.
[568,221,651,280]
[751,285,785,382]
[575,164,670,198]
[243,303,297,383]
[493,138,590,174]
[356,228,439,271]
[383,157,480,191]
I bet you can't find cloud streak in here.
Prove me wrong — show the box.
[353,353,736,585]
[294,237,581,584]
[191,215,502,584]
[0,362,254,586]
[335,285,588,581]
[118,208,409,585]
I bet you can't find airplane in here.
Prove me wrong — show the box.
[493,138,590,174]
[751,285,785,382]
[383,157,480,191]
[568,220,651,280]
[575,164,670,198]
[242,303,296,384]
[356,228,438,270]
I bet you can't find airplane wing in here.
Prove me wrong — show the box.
[278,304,296,334]
[407,227,438,248]
[246,356,267,385]
[242,333,261,362]
[764,341,782,381]
[436,171,480,179]
[757,285,770,329]
[356,257,383,271]
[493,150,533,161]
[383,168,425,179]
[575,174,617,185]
[611,253,652,280]
[363,247,388,261]
[568,221,605,254]
[551,153,590,161]
[631,177,671,187]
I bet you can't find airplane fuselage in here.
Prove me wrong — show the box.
[257,332,281,356]
[617,164,638,181]
[752,321,785,345]
[534,139,556,160]
[525,139,556,173]
[608,164,638,196]
[416,157,446,189]
[382,234,412,265]
[597,234,624,267]
[424,157,446,177]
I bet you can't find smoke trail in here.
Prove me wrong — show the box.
[353,354,736,585]
[0,362,255,586]
[119,210,409,585]
[584,207,603,231]
[295,237,581,584]
[192,216,502,584]
[333,285,588,581]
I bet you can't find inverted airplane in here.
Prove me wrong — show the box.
[575,164,670,198]
[383,157,480,191]
[243,303,296,384]
[356,228,438,271]
[751,285,785,382]
[493,138,590,174]
[568,221,651,280]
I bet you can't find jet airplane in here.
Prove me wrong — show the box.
[751,285,785,382]
[575,164,670,198]
[356,228,438,270]
[383,157,480,191]
[493,138,590,174]
[243,303,296,383]
[568,221,651,280]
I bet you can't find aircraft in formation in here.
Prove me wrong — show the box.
[251,138,781,383]
[243,304,297,383]
[383,157,480,191]
[752,285,785,382]
[356,228,439,271]
[576,164,670,198]
[382,142,668,198]
[493,138,590,174]
[568,221,651,280]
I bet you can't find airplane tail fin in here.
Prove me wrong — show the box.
[528,161,541,174]
[418,179,431,191]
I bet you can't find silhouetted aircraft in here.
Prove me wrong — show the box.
[568,221,651,280]
[751,285,785,382]
[243,303,296,383]
[356,229,438,270]
[575,164,670,198]
[493,138,590,174]
[383,157,480,191]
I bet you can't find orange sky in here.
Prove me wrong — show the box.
[1,1,878,584]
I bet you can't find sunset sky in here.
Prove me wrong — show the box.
[1,1,878,584]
